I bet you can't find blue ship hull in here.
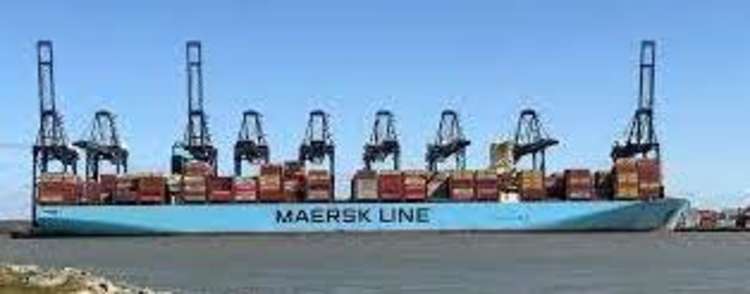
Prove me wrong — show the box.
[34,198,688,235]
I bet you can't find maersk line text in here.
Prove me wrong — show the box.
[275,207,430,224]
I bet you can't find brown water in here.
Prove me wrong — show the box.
[1,233,749,293]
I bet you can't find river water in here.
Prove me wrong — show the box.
[1,232,749,293]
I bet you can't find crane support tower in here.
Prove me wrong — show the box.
[611,40,661,161]
[426,110,471,172]
[299,110,335,185]
[31,40,79,226]
[363,110,400,171]
[234,109,270,176]
[171,41,218,175]
[73,110,128,180]
[513,108,558,174]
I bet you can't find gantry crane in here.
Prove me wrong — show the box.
[171,41,218,175]
[234,109,270,176]
[299,110,335,180]
[611,40,661,161]
[73,110,128,180]
[31,40,79,225]
[513,108,558,174]
[363,110,400,171]
[425,110,471,171]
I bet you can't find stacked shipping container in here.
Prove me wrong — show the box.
[637,159,662,199]
[351,170,378,201]
[564,169,594,200]
[306,169,332,202]
[378,170,403,201]
[475,170,498,201]
[37,173,78,204]
[233,177,258,202]
[259,164,284,202]
[613,159,639,199]
[450,171,475,201]
[518,170,545,201]
[403,170,428,201]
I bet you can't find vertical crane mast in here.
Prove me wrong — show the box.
[513,108,558,174]
[363,110,400,171]
[32,40,79,226]
[611,40,660,161]
[186,41,210,147]
[234,109,270,176]
[172,41,218,175]
[425,110,471,172]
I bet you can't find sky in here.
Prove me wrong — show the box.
[1,1,749,218]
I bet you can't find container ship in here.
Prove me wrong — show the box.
[28,40,687,236]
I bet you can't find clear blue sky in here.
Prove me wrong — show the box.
[1,1,749,218]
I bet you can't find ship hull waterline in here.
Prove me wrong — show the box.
[33,198,688,236]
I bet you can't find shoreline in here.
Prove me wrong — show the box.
[0,264,167,293]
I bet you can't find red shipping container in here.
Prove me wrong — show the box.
[136,175,166,204]
[233,177,258,202]
[378,171,403,201]
[208,176,234,202]
[403,171,428,201]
